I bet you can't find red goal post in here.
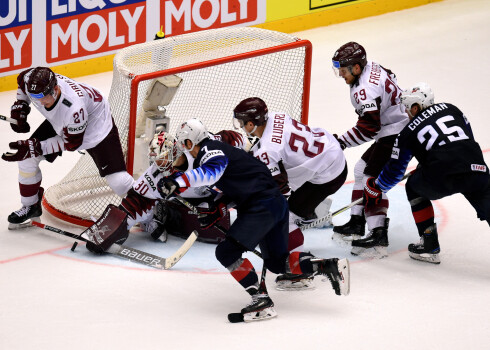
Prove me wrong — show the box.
[43,27,312,226]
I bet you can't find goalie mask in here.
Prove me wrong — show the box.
[148,131,182,176]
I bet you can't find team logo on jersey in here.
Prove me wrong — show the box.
[471,164,487,172]
[201,150,225,164]
[391,147,400,159]
[357,101,377,115]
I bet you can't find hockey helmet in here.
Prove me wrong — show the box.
[148,131,182,175]
[332,42,367,77]
[400,82,434,113]
[175,118,209,152]
[232,97,268,132]
[26,67,57,99]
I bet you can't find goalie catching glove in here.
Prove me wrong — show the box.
[363,177,382,207]
[197,201,228,230]
[2,138,43,162]
[84,204,129,254]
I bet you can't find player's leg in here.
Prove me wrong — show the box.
[86,122,134,196]
[351,136,397,256]
[333,158,367,239]
[404,176,441,263]
[8,120,60,229]
[461,173,490,226]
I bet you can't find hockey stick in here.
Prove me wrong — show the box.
[300,172,412,230]
[31,221,197,270]
[0,114,18,124]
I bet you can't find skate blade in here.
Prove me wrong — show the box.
[243,307,277,322]
[351,246,388,258]
[331,232,362,244]
[275,279,316,291]
[8,217,40,230]
[409,251,441,264]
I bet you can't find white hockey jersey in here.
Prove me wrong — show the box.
[18,73,113,154]
[251,112,346,191]
[339,61,409,147]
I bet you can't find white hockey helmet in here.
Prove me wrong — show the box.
[175,118,209,152]
[148,131,182,176]
[400,82,434,112]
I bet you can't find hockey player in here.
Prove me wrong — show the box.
[233,97,347,290]
[331,42,409,256]
[363,82,490,264]
[118,129,250,245]
[2,67,134,229]
[158,118,350,322]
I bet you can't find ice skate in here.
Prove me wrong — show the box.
[275,273,315,291]
[332,214,365,241]
[228,291,277,323]
[8,188,44,230]
[408,224,441,264]
[351,218,389,258]
[313,258,350,296]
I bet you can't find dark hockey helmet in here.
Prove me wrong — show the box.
[332,42,367,76]
[26,67,57,99]
[233,97,268,128]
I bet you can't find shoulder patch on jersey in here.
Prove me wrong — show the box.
[201,149,225,164]
[62,98,72,107]
[391,147,400,159]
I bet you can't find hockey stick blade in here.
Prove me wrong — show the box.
[31,221,194,270]
[0,114,18,125]
[301,172,412,230]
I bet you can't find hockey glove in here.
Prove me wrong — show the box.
[333,134,347,150]
[10,100,31,133]
[197,202,227,230]
[363,177,382,207]
[2,138,43,162]
[157,177,181,199]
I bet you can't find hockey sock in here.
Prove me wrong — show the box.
[407,188,434,235]
[228,258,259,293]
[286,252,315,275]
[287,228,304,252]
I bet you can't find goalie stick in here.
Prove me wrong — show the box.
[300,172,412,230]
[31,221,197,270]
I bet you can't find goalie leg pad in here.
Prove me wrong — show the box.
[83,204,129,254]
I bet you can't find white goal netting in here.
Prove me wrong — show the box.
[43,27,311,226]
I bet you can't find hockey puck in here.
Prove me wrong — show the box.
[227,313,244,323]
[71,242,78,251]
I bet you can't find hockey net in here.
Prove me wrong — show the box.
[43,27,312,226]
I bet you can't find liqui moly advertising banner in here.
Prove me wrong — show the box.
[0,0,266,78]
